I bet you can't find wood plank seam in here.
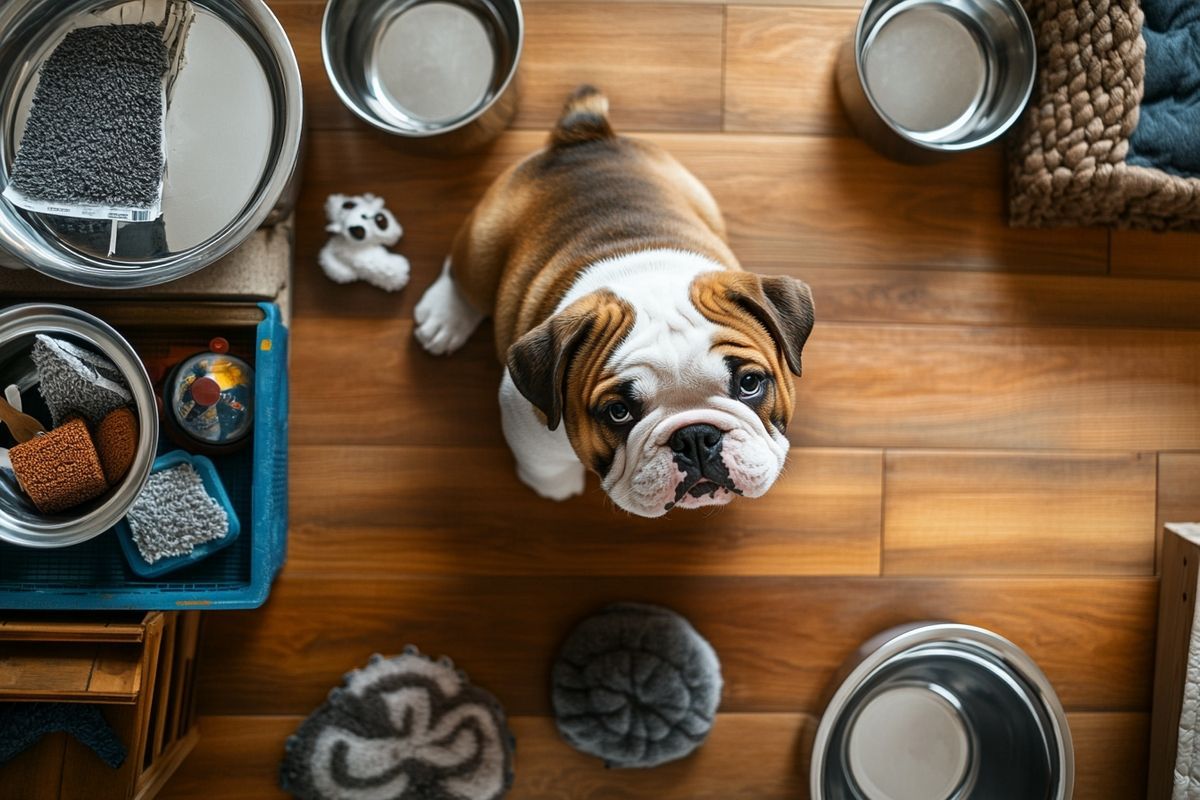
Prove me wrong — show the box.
[879,447,888,577]
[1156,452,1163,576]
[720,4,728,133]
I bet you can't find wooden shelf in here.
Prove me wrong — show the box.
[0,611,202,799]
[0,642,141,704]
[0,618,146,645]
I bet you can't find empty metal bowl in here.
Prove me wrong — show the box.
[0,304,158,549]
[812,622,1073,800]
[0,0,304,288]
[836,0,1036,162]
[323,0,523,151]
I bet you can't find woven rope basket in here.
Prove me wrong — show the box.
[1008,0,1200,229]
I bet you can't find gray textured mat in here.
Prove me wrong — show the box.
[9,24,167,213]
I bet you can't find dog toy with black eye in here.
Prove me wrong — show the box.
[319,193,410,292]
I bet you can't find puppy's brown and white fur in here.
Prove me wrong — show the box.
[415,87,814,518]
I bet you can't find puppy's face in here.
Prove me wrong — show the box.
[325,193,402,247]
[508,270,814,517]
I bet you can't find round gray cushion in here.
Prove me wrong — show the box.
[551,603,722,768]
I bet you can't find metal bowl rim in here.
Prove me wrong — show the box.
[0,304,159,548]
[321,0,524,137]
[810,621,1074,800]
[850,0,1037,152]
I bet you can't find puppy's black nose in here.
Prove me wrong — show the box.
[348,225,366,241]
[669,424,723,467]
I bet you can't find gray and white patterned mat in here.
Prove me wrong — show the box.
[280,648,515,800]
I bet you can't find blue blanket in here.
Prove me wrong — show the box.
[0,703,126,768]
[1128,0,1200,176]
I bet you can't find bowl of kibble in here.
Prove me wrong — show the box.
[0,304,158,548]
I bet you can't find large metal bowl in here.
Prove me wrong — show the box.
[812,622,1073,800]
[836,0,1036,163]
[0,0,304,288]
[323,0,523,152]
[0,305,158,549]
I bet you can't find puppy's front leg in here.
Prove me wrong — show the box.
[415,259,484,356]
[499,370,585,501]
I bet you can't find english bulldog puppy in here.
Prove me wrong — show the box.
[414,86,814,518]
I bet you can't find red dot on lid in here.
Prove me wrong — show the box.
[209,337,230,354]
[191,377,221,407]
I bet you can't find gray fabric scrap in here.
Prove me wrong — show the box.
[127,463,228,564]
[8,24,167,211]
[31,334,131,426]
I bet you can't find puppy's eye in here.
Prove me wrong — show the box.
[606,402,633,425]
[738,373,765,399]
[374,213,389,230]
[341,201,356,210]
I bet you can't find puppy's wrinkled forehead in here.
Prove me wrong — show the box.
[687,271,798,427]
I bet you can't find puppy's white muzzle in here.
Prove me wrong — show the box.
[604,402,788,518]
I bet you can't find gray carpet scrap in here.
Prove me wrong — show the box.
[31,334,131,426]
[8,24,167,214]
[126,463,229,564]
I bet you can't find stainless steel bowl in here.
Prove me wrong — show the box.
[0,0,304,288]
[812,623,1073,800]
[836,0,1036,163]
[323,0,523,152]
[0,304,158,549]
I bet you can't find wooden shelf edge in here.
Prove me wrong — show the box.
[1148,523,1200,799]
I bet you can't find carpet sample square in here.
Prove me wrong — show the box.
[126,463,228,564]
[5,24,168,219]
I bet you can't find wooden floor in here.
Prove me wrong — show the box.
[163,0,1200,797]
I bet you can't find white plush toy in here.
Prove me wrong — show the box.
[319,193,410,292]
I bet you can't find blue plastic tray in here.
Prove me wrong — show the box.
[0,302,288,610]
[115,451,241,579]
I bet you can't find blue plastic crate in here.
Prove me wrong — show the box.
[0,302,288,610]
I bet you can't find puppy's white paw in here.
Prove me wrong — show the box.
[517,461,586,501]
[414,266,483,356]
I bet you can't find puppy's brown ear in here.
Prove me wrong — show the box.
[506,313,593,431]
[506,290,633,431]
[713,272,815,376]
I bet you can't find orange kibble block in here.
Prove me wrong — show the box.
[10,418,109,514]
[96,406,138,484]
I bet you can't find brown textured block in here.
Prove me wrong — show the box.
[96,407,138,484]
[9,418,109,514]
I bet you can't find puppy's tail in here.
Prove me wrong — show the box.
[550,85,614,148]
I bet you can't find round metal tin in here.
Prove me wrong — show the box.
[0,0,304,288]
[812,623,1074,800]
[0,304,158,549]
